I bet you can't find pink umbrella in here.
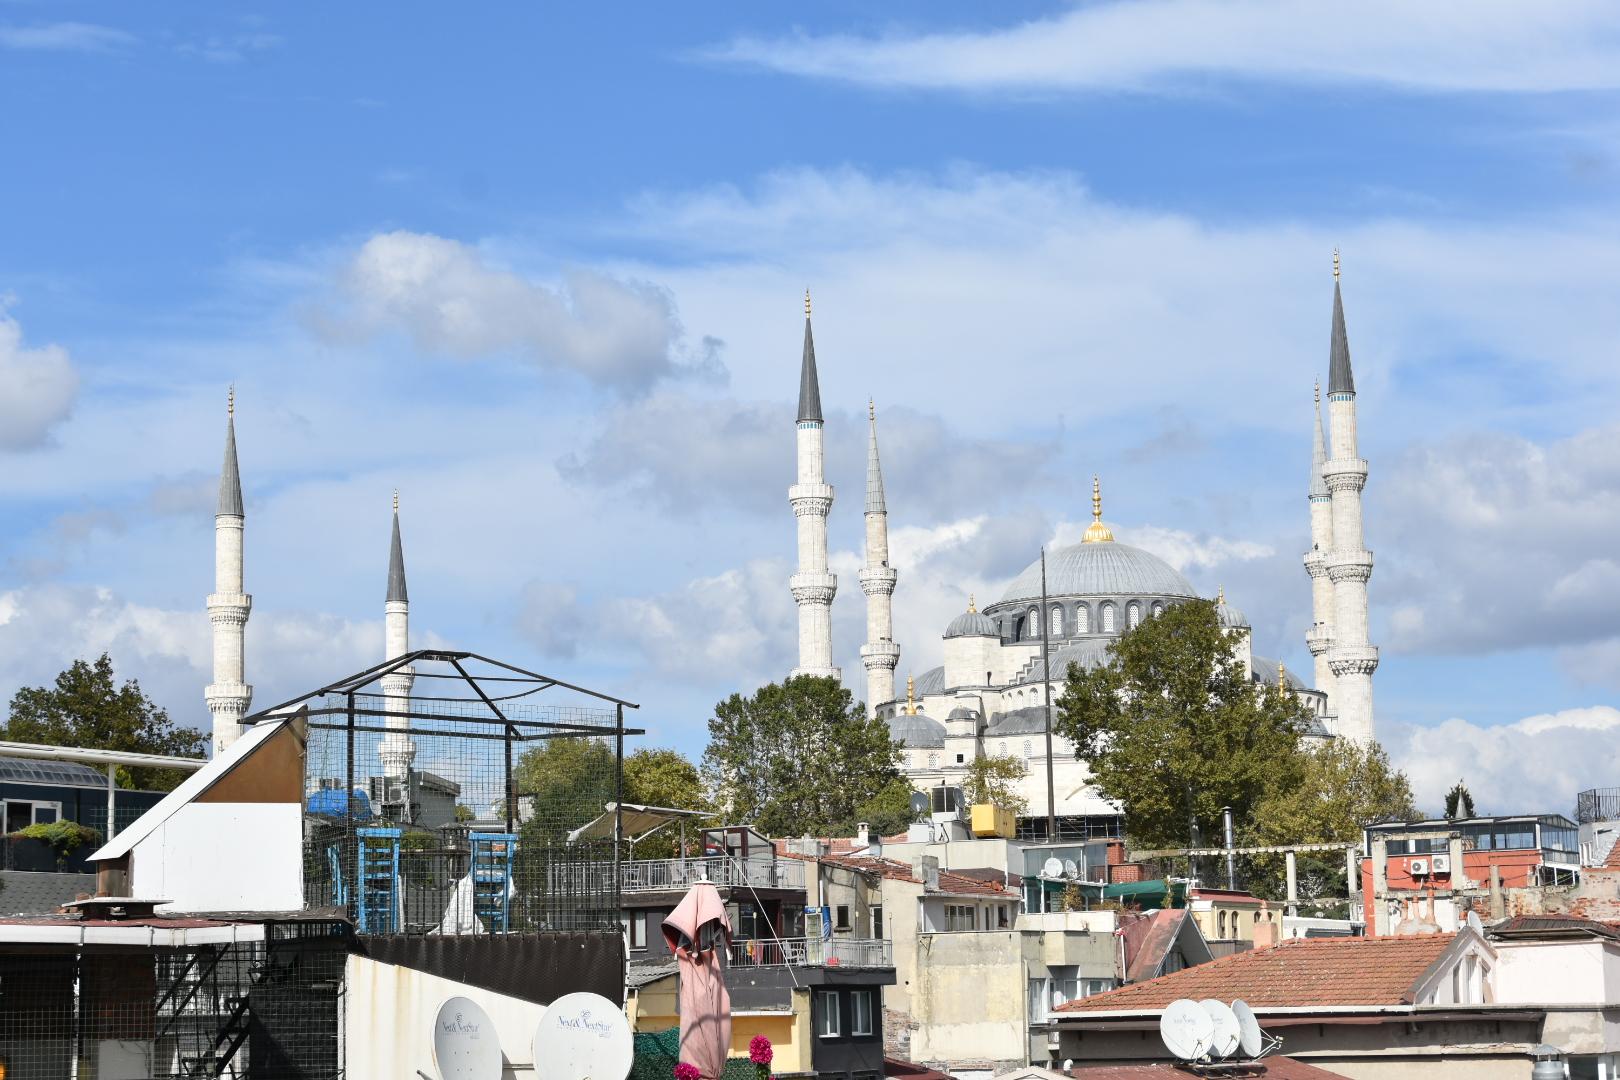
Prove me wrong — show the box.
[662,880,732,1079]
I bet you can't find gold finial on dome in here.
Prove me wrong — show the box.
[967,594,977,614]
[805,288,812,317]
[906,673,916,716]
[1278,658,1287,682]
[1082,475,1114,543]
[1217,584,1225,605]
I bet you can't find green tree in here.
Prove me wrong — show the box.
[622,747,710,858]
[855,775,922,838]
[1444,780,1476,820]
[1246,738,1417,903]
[1053,599,1311,850]
[3,654,208,791]
[703,676,905,839]
[962,755,1030,815]
[511,736,616,844]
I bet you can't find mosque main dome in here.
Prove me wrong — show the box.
[996,540,1197,605]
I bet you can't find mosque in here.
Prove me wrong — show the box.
[788,263,1379,839]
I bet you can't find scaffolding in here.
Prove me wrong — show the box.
[243,650,640,937]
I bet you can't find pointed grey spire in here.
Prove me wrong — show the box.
[1328,262,1355,397]
[797,290,823,424]
[387,495,408,603]
[1309,381,1329,499]
[217,389,244,517]
[865,399,886,514]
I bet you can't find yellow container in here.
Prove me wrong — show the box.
[970,803,1017,838]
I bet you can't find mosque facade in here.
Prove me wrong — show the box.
[788,267,1377,836]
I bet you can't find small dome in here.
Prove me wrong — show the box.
[1215,587,1249,630]
[945,609,998,639]
[947,707,980,721]
[888,710,944,748]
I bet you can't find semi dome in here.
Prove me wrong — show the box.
[944,596,998,639]
[997,541,1197,606]
[888,710,944,747]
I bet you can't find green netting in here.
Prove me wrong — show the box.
[630,1029,759,1080]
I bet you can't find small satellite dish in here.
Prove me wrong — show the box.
[532,992,633,1080]
[1159,999,1214,1061]
[1042,857,1064,879]
[1465,910,1484,933]
[1231,999,1263,1058]
[909,791,930,817]
[431,997,502,1080]
[1063,859,1079,877]
[1199,999,1241,1058]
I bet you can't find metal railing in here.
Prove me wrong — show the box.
[726,935,892,969]
[621,855,804,893]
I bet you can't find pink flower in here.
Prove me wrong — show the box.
[749,1034,774,1065]
[674,1063,702,1080]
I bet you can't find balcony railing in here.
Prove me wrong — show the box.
[726,935,892,969]
[621,856,804,893]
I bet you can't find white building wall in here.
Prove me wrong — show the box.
[130,802,302,912]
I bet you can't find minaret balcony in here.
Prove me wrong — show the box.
[207,592,253,625]
[788,483,835,514]
[1305,624,1334,656]
[1325,550,1374,584]
[1321,459,1369,491]
[1327,644,1379,677]
[1302,551,1330,577]
[860,640,900,667]
[858,566,898,594]
[790,571,837,604]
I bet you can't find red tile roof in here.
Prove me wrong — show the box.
[1065,1057,1349,1079]
[1059,933,1456,1012]
[816,854,1015,896]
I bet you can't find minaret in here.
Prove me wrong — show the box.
[1303,379,1337,705]
[205,387,253,755]
[1320,252,1378,745]
[379,492,417,781]
[789,290,839,679]
[858,399,899,714]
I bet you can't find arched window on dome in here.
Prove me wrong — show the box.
[1023,739,1034,759]
[927,752,939,769]
[1127,602,1141,629]
[1026,607,1040,640]
[1101,603,1116,633]
[1075,604,1090,634]
[1050,605,1064,636]
[999,741,1008,756]
[1152,601,1165,618]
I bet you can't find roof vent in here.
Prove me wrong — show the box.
[62,896,169,921]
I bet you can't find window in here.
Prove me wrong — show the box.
[1218,911,1228,937]
[623,912,646,950]
[997,905,1011,928]
[1076,605,1090,634]
[1027,607,1040,639]
[946,904,976,931]
[851,990,874,1036]
[835,905,851,931]
[999,741,1008,756]
[817,990,841,1037]
[955,753,965,764]
[1127,602,1141,629]
[1024,739,1034,760]
[1,799,61,832]
[1049,966,1080,1009]
[1152,602,1165,617]
[1102,603,1116,633]
[1050,605,1064,636]
[927,752,938,769]
[872,905,884,938]
[1028,978,1049,1023]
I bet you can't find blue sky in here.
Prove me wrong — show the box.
[3,2,1619,814]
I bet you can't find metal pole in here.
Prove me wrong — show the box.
[1285,850,1299,917]
[1223,806,1235,891]
[504,727,515,835]
[1039,548,1057,843]
[345,692,356,828]
[106,764,118,842]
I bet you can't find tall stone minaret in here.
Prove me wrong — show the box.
[1303,379,1337,705]
[379,493,417,782]
[858,399,899,714]
[1321,253,1378,745]
[789,290,839,680]
[205,387,253,755]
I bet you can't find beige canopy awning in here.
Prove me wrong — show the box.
[567,801,707,843]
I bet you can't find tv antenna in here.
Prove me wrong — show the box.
[1159,999,1214,1062]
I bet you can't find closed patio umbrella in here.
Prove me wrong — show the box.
[661,880,732,1079]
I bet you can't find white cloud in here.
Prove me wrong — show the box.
[707,1,1620,95]
[0,311,79,450]
[1385,707,1620,815]
[315,231,723,395]
[0,22,135,53]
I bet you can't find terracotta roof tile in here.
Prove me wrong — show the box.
[1059,933,1456,1013]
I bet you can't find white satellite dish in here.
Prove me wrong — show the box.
[531,992,634,1080]
[1063,859,1079,877]
[1231,999,1263,1058]
[1159,999,1214,1061]
[1465,910,1484,933]
[1042,857,1064,878]
[431,996,502,1080]
[1199,999,1241,1058]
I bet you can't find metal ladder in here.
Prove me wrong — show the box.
[355,827,402,934]
[470,832,516,931]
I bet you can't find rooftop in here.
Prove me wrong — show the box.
[1062,1058,1350,1079]
[1059,933,1458,1013]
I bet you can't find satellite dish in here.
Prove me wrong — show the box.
[532,992,633,1080]
[1199,999,1241,1058]
[1465,910,1484,933]
[1231,999,1263,1058]
[1042,857,1064,879]
[909,791,930,817]
[431,997,502,1080]
[1159,999,1214,1061]
[1063,859,1079,877]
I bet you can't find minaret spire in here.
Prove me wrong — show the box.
[859,399,900,715]
[789,292,838,680]
[1318,254,1377,744]
[379,492,417,786]
[205,387,253,753]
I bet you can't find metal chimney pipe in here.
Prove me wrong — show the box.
[1223,806,1236,890]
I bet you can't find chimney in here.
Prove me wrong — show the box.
[856,822,870,847]
[1252,900,1277,949]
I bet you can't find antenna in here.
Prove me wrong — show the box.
[1159,999,1214,1062]
[531,991,633,1080]
[431,996,502,1080]
[910,791,930,819]
[1042,857,1064,879]
[1199,999,1241,1058]
[1063,858,1079,878]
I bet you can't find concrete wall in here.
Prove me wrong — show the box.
[346,954,547,1080]
[132,802,302,911]
[910,929,1028,1073]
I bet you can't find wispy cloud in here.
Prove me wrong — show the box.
[175,30,282,64]
[705,1,1620,96]
[0,21,134,53]
[0,310,79,451]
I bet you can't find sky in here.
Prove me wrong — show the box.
[2,2,1619,817]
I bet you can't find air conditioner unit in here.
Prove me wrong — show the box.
[1409,858,1430,876]
[1430,854,1452,874]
